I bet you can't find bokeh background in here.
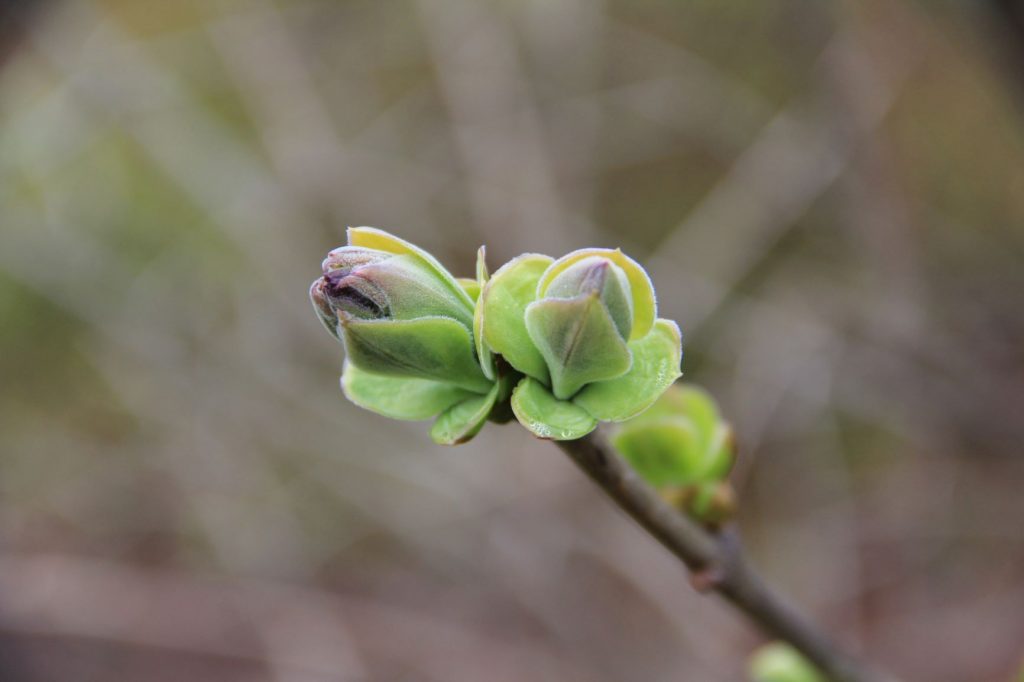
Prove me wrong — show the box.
[2,0,1024,680]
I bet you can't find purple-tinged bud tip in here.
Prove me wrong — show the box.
[322,247,390,276]
[310,278,340,338]
[544,256,633,340]
[322,270,390,320]
[575,259,610,297]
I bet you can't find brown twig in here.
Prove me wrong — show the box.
[555,432,901,682]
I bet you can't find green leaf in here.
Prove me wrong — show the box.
[348,226,475,315]
[639,384,697,420]
[341,316,492,393]
[749,643,825,682]
[472,246,496,380]
[431,381,500,445]
[611,383,735,487]
[341,361,474,420]
[611,416,703,487]
[641,385,732,481]
[481,254,553,383]
[525,294,632,400]
[704,423,735,480]
[457,277,481,302]
[511,377,597,440]
[537,248,656,341]
[676,385,721,450]
[573,319,682,421]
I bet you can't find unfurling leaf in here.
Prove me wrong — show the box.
[481,254,553,383]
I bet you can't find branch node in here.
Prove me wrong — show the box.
[555,432,900,682]
[689,564,726,593]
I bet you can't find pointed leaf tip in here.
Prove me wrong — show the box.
[431,383,500,445]
[537,248,657,341]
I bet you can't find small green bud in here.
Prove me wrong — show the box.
[311,232,488,394]
[611,384,736,524]
[525,251,656,400]
[749,643,825,682]
[543,256,634,340]
[478,247,681,438]
[313,228,498,445]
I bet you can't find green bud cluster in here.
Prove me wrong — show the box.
[611,384,736,526]
[311,228,683,445]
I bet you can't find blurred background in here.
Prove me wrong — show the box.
[2,0,1024,680]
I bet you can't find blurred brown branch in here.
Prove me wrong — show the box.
[556,433,900,682]
[0,0,49,67]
